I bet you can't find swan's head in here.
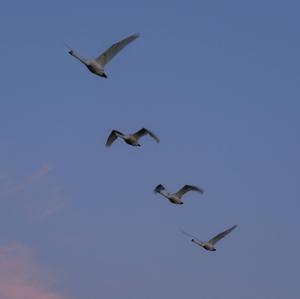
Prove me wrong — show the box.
[102,73,108,79]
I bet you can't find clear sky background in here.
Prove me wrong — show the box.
[0,1,299,298]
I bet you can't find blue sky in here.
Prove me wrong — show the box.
[0,1,300,298]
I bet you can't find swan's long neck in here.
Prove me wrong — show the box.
[70,50,87,65]
[118,134,126,140]
[162,192,170,199]
[191,239,204,247]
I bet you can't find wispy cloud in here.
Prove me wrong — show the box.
[3,165,51,196]
[0,242,69,299]
[35,199,65,220]
[0,165,66,220]
[0,173,9,183]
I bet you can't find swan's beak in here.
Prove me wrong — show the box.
[102,73,108,78]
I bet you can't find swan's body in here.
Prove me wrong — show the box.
[68,33,139,78]
[181,225,237,251]
[106,128,159,147]
[154,184,204,205]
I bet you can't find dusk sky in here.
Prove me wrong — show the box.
[1,1,300,298]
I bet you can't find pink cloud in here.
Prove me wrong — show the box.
[0,242,68,299]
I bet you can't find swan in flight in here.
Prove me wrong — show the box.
[67,33,139,78]
[106,128,159,147]
[154,184,204,205]
[181,225,237,251]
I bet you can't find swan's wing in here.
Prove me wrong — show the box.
[95,33,140,66]
[105,130,124,147]
[132,128,159,143]
[153,184,166,194]
[208,225,237,245]
[180,229,203,243]
[174,185,204,199]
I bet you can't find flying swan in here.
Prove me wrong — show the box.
[181,225,237,251]
[106,128,159,147]
[154,184,204,205]
[67,33,139,78]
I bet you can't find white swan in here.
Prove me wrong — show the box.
[154,184,204,205]
[106,128,159,147]
[67,33,139,78]
[181,225,237,251]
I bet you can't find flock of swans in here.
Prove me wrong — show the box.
[67,33,237,252]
